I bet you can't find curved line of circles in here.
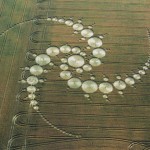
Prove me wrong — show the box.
[18,17,150,138]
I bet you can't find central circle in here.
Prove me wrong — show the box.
[68,55,85,68]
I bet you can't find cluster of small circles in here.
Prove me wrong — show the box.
[15,17,150,139]
[19,53,53,110]
[59,59,149,97]
[19,17,150,109]
[45,17,109,97]
[47,17,107,67]
[131,60,149,81]
[21,75,43,111]
[66,78,114,95]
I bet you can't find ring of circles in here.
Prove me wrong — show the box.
[19,17,150,111]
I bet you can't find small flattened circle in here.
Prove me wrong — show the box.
[60,71,72,80]
[73,23,84,31]
[143,66,148,70]
[72,47,81,54]
[82,80,98,93]
[67,78,82,89]
[27,76,39,85]
[30,65,43,76]
[61,58,68,63]
[27,86,37,93]
[35,54,51,66]
[58,18,65,23]
[89,58,101,67]
[30,100,38,106]
[83,64,92,71]
[92,48,106,58]
[113,80,126,90]
[46,47,59,56]
[76,68,83,74]
[88,37,102,48]
[28,93,36,100]
[65,19,74,26]
[60,45,71,53]
[81,29,94,38]
[133,74,141,80]
[68,55,85,68]
[145,62,150,67]
[60,64,69,70]
[125,77,135,85]
[80,52,86,56]
[99,82,113,94]
[138,70,146,75]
